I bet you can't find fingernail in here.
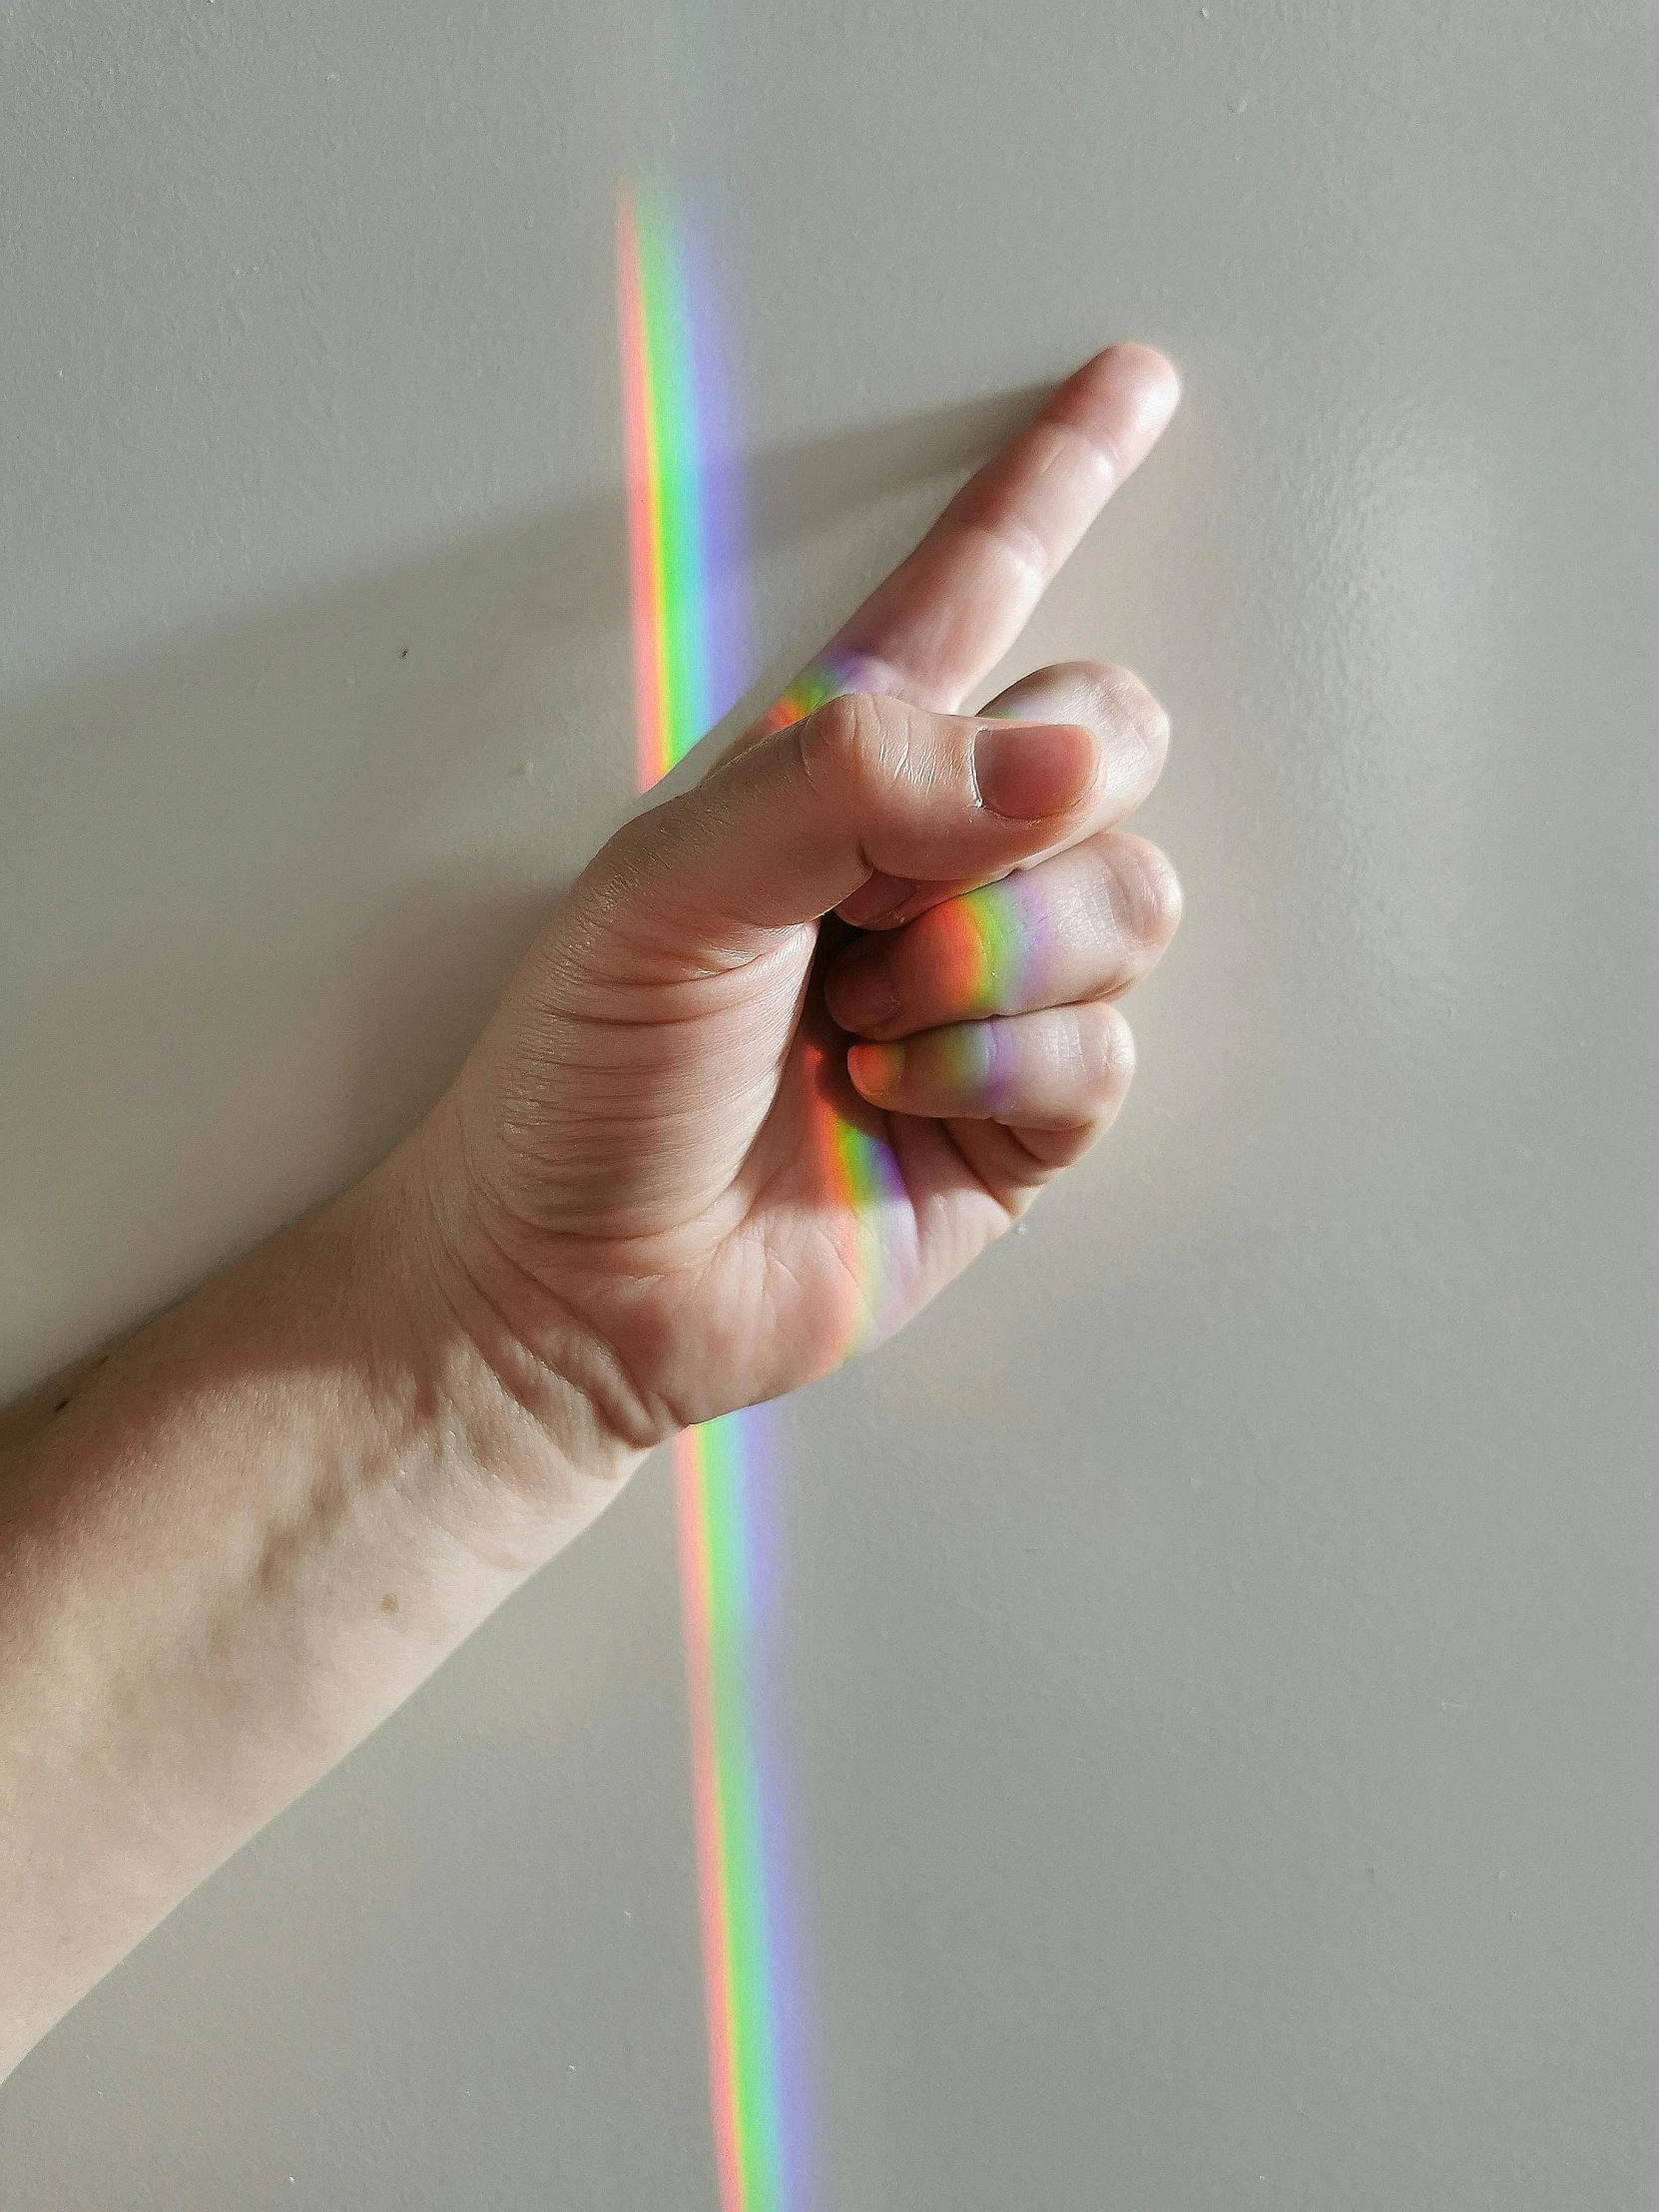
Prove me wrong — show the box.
[847,1040,904,1098]
[829,943,901,1033]
[837,872,918,928]
[973,722,1098,821]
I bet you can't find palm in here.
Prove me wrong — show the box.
[460,909,1005,1426]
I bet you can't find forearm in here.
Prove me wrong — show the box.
[0,1135,640,2080]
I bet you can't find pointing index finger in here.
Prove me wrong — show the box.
[752,342,1180,733]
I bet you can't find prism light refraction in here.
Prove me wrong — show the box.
[617,182,796,2212]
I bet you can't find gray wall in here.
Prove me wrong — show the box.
[4,3,1657,2205]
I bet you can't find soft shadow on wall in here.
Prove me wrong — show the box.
[0,386,1046,1397]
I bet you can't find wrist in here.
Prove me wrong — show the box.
[358,1111,653,1523]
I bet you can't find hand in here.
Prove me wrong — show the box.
[417,344,1183,1447]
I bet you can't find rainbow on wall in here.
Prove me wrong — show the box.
[616,182,799,2212]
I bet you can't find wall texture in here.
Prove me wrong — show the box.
[4,3,1657,2206]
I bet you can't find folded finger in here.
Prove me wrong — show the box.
[832,657,1170,928]
[827,832,1181,1040]
[846,999,1135,1131]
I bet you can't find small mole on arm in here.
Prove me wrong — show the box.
[381,1593,399,1614]
[54,1398,70,1413]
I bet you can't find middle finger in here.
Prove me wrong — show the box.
[834,655,1171,930]
[825,830,1183,1041]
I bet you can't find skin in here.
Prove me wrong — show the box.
[0,342,1182,2083]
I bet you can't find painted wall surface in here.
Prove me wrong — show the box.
[3,3,1657,2206]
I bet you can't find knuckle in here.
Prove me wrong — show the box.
[1120,837,1184,947]
[1095,660,1172,767]
[1079,1002,1137,1099]
[599,798,675,890]
[704,726,767,780]
[1048,658,1123,711]
[1084,833,1184,956]
[798,690,911,803]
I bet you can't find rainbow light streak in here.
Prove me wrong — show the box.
[617,184,799,2212]
[671,1406,795,2212]
[750,645,874,739]
[928,877,1038,1017]
[618,185,745,784]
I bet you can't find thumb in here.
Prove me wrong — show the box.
[583,692,1103,971]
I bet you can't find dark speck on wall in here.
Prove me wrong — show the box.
[381,1593,399,1614]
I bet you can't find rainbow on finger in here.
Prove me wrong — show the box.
[924,876,1039,1018]
[749,644,876,738]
